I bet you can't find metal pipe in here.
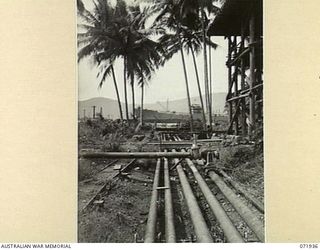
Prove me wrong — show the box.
[80,151,191,159]
[183,154,244,243]
[208,170,265,242]
[164,158,176,242]
[175,135,182,141]
[173,151,213,243]
[219,170,264,213]
[147,140,222,146]
[144,159,161,243]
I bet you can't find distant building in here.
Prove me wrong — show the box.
[191,105,202,121]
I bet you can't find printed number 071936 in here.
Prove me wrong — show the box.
[300,244,318,248]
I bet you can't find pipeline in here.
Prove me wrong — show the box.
[219,170,264,214]
[144,159,161,243]
[207,170,265,242]
[173,150,213,243]
[183,154,244,243]
[174,135,181,141]
[80,151,191,159]
[164,157,176,242]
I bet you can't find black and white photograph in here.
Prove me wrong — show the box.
[77,0,264,243]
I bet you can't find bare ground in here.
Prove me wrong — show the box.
[78,119,264,242]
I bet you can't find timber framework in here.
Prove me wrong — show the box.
[208,0,263,136]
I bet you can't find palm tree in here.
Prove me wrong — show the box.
[144,0,196,131]
[77,0,125,120]
[116,3,164,121]
[181,0,220,130]
[126,5,164,125]
[142,0,220,131]
[146,0,218,131]
[78,0,161,122]
[208,36,213,123]
[172,0,220,129]
[159,25,217,128]
[97,62,124,121]
[110,1,132,120]
[106,1,164,121]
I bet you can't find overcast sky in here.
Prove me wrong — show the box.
[78,0,228,104]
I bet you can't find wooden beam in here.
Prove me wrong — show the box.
[227,47,250,67]
[241,20,247,136]
[227,92,249,102]
[249,14,256,136]
[234,36,239,135]
[227,100,242,133]
[227,36,233,130]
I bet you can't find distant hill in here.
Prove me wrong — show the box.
[79,97,121,119]
[144,93,227,115]
[79,93,227,119]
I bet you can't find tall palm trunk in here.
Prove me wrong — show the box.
[201,7,212,130]
[123,57,129,120]
[111,66,123,121]
[131,74,135,120]
[178,35,194,132]
[190,45,206,128]
[208,37,213,121]
[140,83,144,125]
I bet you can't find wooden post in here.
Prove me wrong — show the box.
[83,109,86,118]
[227,36,233,133]
[233,36,239,135]
[249,14,256,136]
[140,84,144,126]
[92,106,96,119]
[241,21,247,136]
[257,69,263,121]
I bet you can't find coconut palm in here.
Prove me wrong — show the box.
[158,25,217,128]
[77,0,125,120]
[143,0,196,131]
[180,0,220,129]
[77,0,162,121]
[179,0,220,129]
[125,5,164,125]
[146,0,220,130]
[117,3,164,120]
[143,0,219,131]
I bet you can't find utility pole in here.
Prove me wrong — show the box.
[92,106,96,119]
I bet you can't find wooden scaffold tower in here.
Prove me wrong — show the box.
[208,0,263,136]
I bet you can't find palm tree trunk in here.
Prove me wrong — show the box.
[178,36,194,132]
[131,75,135,120]
[201,7,212,131]
[190,45,206,128]
[111,66,123,121]
[208,37,213,121]
[123,57,129,120]
[140,83,144,125]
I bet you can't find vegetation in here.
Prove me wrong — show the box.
[77,0,221,128]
